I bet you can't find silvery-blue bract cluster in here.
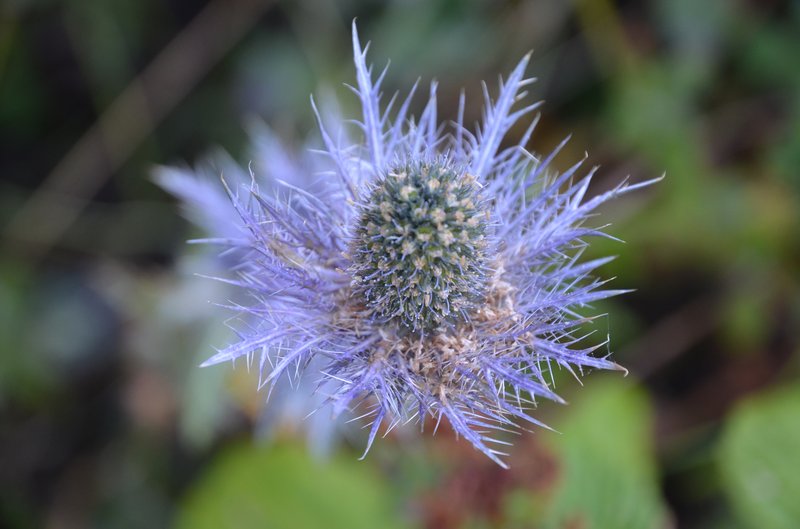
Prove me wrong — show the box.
[160,23,655,467]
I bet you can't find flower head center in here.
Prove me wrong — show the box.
[350,162,490,331]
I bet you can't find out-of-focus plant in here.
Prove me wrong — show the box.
[720,385,800,529]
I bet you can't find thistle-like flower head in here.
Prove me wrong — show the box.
[161,23,657,467]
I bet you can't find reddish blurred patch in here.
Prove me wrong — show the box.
[418,424,559,529]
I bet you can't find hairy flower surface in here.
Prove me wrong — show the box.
[162,23,656,467]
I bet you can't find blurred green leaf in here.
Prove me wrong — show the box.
[737,20,800,89]
[0,26,47,138]
[768,98,800,192]
[540,378,670,529]
[175,443,410,529]
[719,385,800,529]
[0,261,55,405]
[720,275,772,356]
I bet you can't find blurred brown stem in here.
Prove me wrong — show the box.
[3,0,273,259]
[625,296,720,379]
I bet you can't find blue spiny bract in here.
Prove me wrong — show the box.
[350,163,488,332]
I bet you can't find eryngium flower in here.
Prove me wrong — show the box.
[168,23,656,467]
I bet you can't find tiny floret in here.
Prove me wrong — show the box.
[159,22,657,467]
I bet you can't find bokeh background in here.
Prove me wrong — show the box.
[2,0,799,528]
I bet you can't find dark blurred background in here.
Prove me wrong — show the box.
[1,1,799,528]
